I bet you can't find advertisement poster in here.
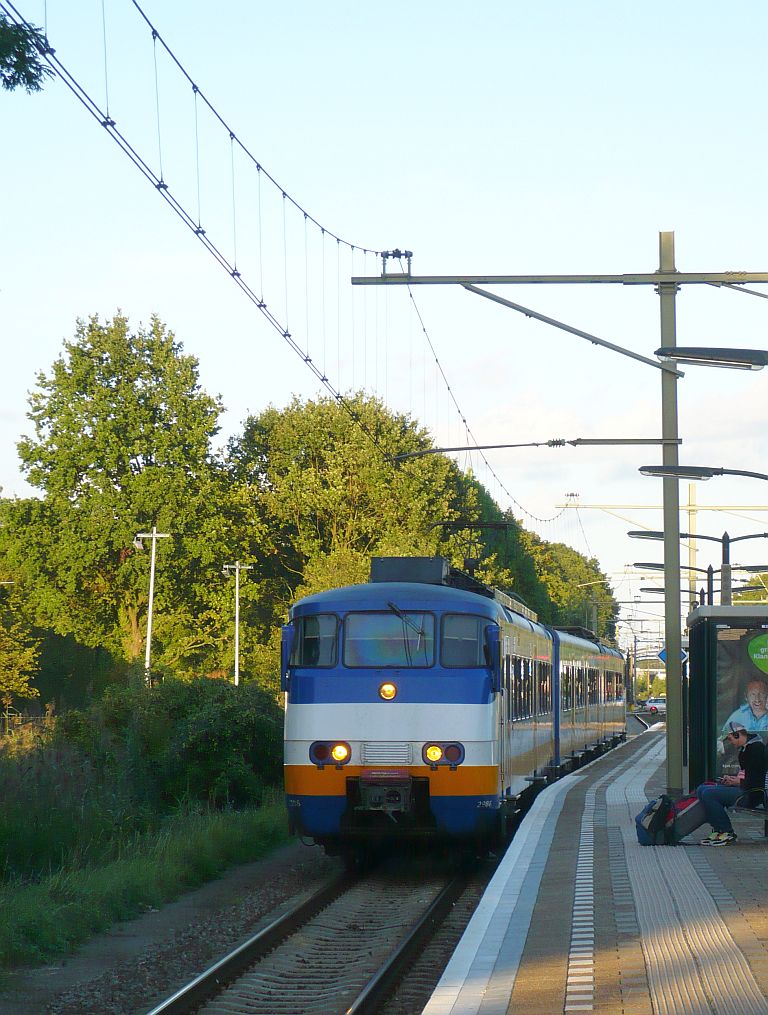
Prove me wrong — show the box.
[716,627,768,774]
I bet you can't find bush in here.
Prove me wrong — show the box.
[1,677,285,882]
[91,678,283,807]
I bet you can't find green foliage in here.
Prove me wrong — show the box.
[519,531,619,637]
[0,314,622,702]
[4,314,232,671]
[0,679,284,883]
[0,797,289,968]
[0,735,142,880]
[226,392,553,626]
[0,15,52,93]
[650,675,667,697]
[0,611,40,705]
[71,678,284,808]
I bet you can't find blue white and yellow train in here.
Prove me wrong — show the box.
[281,557,625,853]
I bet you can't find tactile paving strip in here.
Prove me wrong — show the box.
[607,742,768,1015]
[422,775,576,1015]
[423,740,643,1015]
[564,795,595,1012]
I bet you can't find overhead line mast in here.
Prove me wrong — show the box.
[353,235,768,798]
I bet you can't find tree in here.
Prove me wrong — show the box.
[0,15,52,93]
[3,314,230,672]
[227,392,465,613]
[0,585,40,705]
[520,531,619,638]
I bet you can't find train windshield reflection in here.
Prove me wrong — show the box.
[344,612,435,667]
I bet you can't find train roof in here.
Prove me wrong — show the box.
[554,626,624,660]
[291,581,508,619]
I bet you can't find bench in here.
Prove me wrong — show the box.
[733,790,768,837]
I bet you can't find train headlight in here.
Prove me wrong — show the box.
[310,741,351,768]
[421,742,465,768]
[331,742,350,763]
[379,682,397,700]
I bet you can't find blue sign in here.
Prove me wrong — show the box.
[658,646,688,664]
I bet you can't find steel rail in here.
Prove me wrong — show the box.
[345,872,470,1015]
[144,870,355,1015]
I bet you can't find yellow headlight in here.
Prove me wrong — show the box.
[425,744,443,763]
[331,743,350,763]
[379,682,397,700]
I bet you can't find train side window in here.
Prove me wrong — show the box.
[539,662,551,714]
[513,657,523,719]
[442,614,487,667]
[291,614,338,667]
[577,664,585,708]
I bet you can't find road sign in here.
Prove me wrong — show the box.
[658,646,688,664]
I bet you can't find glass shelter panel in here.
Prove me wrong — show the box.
[716,627,768,775]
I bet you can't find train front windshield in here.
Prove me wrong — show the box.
[290,609,492,669]
[344,612,435,667]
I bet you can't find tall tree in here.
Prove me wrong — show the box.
[0,15,52,93]
[4,314,229,670]
[521,531,619,638]
[227,393,464,610]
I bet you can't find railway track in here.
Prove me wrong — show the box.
[146,855,476,1015]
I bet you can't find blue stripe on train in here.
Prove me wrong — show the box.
[287,671,495,705]
[288,794,500,838]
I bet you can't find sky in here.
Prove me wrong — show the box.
[3,0,768,651]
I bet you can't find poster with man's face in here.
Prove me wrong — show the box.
[716,627,768,773]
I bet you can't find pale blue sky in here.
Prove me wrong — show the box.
[4,1,768,642]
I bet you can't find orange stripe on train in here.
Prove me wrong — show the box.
[285,765,499,797]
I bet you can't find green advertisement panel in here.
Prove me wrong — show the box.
[716,626,768,775]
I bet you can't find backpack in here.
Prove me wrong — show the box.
[635,794,674,845]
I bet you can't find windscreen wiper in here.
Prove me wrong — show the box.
[386,600,425,638]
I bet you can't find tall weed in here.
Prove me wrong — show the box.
[0,796,290,968]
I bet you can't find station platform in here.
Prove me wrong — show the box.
[423,728,768,1015]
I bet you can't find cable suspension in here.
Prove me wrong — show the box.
[5,1,567,540]
[397,258,567,525]
[0,1,393,459]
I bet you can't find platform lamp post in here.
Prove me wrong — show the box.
[633,561,718,607]
[222,561,253,686]
[134,527,170,685]
[630,524,768,607]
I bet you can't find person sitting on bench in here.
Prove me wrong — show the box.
[697,722,767,847]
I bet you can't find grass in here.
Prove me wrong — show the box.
[0,791,290,969]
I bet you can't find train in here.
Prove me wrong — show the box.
[282,556,625,855]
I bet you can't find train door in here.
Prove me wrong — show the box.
[500,631,512,794]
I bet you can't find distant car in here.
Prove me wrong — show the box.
[646,697,667,715]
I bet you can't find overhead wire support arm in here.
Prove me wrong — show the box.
[352,270,768,286]
[393,436,682,461]
[460,284,682,375]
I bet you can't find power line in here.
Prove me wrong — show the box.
[0,1,392,459]
[398,259,567,525]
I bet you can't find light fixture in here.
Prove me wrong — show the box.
[330,743,350,764]
[639,465,768,482]
[379,682,397,700]
[655,347,768,370]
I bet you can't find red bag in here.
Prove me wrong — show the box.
[666,793,707,842]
